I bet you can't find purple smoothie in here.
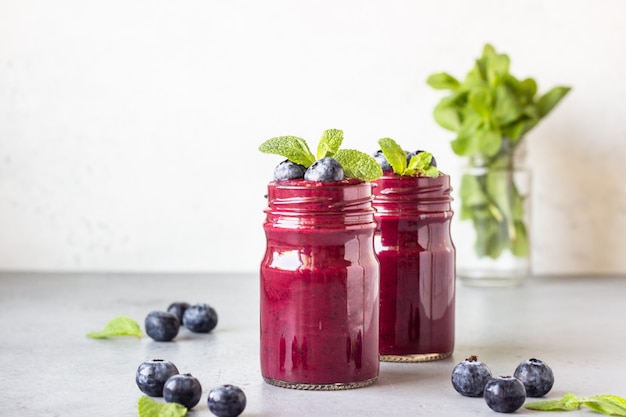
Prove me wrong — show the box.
[373,173,455,361]
[260,179,380,389]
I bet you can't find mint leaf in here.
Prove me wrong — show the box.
[138,396,187,417]
[377,138,438,177]
[333,149,382,181]
[582,395,626,416]
[406,152,439,177]
[259,136,316,167]
[426,72,461,90]
[87,316,142,339]
[525,393,582,411]
[316,129,344,160]
[378,138,407,174]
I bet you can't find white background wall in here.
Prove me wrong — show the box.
[1,0,625,275]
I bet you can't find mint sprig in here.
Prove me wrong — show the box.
[525,393,626,416]
[259,128,382,181]
[138,396,187,417]
[377,138,439,177]
[86,316,142,339]
[258,135,316,167]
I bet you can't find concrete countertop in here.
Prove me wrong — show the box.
[1,272,625,416]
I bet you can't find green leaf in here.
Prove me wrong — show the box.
[468,86,494,120]
[138,396,187,417]
[426,72,461,90]
[433,98,463,132]
[582,395,626,416]
[525,393,582,411]
[494,84,523,126]
[333,149,382,181]
[259,136,316,167]
[316,128,344,160]
[406,152,439,177]
[87,316,142,339]
[475,127,502,156]
[377,138,407,174]
[536,86,572,118]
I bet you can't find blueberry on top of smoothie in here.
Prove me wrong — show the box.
[304,157,345,182]
[273,159,307,181]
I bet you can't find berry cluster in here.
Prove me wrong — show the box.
[451,355,554,413]
[144,302,218,342]
[136,359,246,416]
[274,157,344,182]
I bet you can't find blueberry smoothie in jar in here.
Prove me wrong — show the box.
[372,140,455,362]
[259,130,382,390]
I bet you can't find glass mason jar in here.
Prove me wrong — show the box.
[260,179,380,390]
[372,174,455,362]
[455,149,531,287]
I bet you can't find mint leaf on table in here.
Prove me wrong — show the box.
[525,393,626,416]
[259,136,316,167]
[138,396,187,417]
[86,316,142,339]
[316,128,344,160]
[333,149,382,181]
[582,395,626,416]
[525,393,582,411]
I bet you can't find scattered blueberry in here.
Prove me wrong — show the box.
[484,376,526,413]
[163,373,203,409]
[303,157,344,182]
[135,359,179,397]
[514,358,554,397]
[145,311,180,342]
[182,303,218,333]
[451,355,493,397]
[372,150,392,171]
[167,302,190,324]
[208,385,247,417]
[406,150,437,167]
[273,159,307,181]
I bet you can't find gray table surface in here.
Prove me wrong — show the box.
[1,272,624,416]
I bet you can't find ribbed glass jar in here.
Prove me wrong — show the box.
[260,179,380,389]
[372,174,455,362]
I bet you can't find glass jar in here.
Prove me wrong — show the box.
[455,149,531,286]
[372,174,455,362]
[260,179,380,390]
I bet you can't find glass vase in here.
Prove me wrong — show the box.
[455,157,531,286]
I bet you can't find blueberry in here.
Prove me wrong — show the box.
[182,303,218,333]
[303,157,344,182]
[167,302,190,324]
[163,373,202,409]
[514,358,554,397]
[451,355,493,397]
[484,376,526,413]
[145,311,180,342]
[208,384,247,417]
[273,159,307,181]
[406,150,437,167]
[135,359,179,397]
[372,150,392,171]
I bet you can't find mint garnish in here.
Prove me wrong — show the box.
[334,149,383,181]
[259,128,382,181]
[86,316,142,339]
[138,396,187,417]
[377,138,439,177]
[525,393,626,416]
[259,136,316,167]
[316,128,344,160]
